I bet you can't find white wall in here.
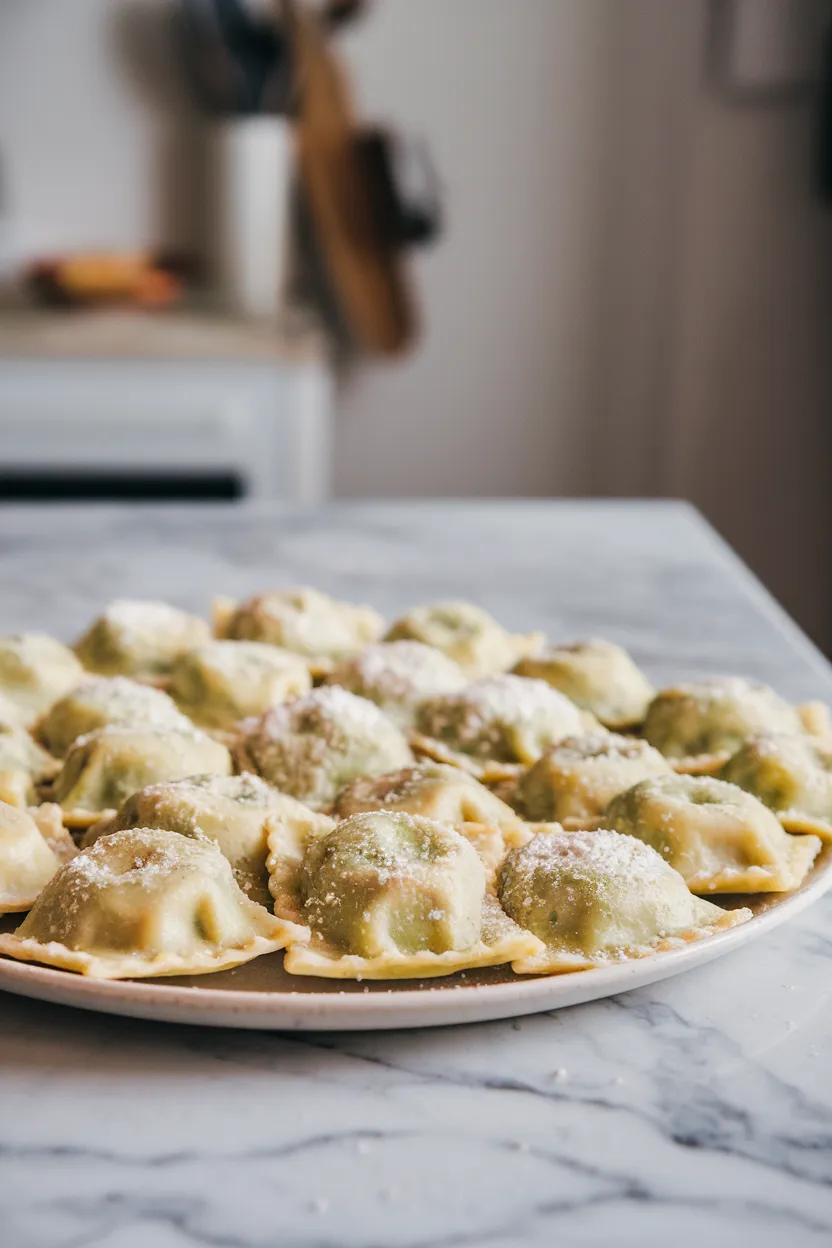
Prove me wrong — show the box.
[667,88,832,645]
[0,0,198,260]
[575,0,832,646]
[334,0,614,498]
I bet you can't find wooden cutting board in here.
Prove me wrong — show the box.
[284,0,416,356]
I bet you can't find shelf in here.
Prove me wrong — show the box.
[0,304,328,366]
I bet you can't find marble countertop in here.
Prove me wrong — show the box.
[1,500,831,1248]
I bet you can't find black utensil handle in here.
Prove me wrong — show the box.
[212,0,280,112]
[357,128,443,249]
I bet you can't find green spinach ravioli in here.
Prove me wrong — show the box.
[50,725,232,823]
[0,633,84,727]
[499,829,750,973]
[385,601,543,678]
[0,588,824,987]
[38,676,192,758]
[235,687,413,810]
[169,640,311,730]
[73,599,210,680]
[605,774,820,893]
[215,587,384,671]
[86,772,321,908]
[282,811,539,979]
[322,641,466,727]
[721,733,832,839]
[0,828,305,978]
[514,640,653,729]
[518,732,671,826]
[642,677,805,769]
[414,674,589,769]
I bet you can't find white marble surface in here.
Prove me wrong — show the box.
[1,500,831,1248]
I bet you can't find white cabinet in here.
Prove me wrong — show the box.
[0,311,333,503]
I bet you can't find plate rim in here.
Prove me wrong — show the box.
[1,847,830,1031]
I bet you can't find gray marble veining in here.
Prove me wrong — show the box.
[0,500,831,1248]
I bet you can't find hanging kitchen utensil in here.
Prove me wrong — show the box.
[178,0,245,114]
[212,0,281,113]
[284,0,416,356]
[323,0,370,30]
[178,0,291,115]
[357,129,443,248]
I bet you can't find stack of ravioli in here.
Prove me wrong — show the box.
[0,589,828,982]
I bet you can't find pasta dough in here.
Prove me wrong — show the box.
[235,687,413,810]
[85,772,316,907]
[513,640,653,729]
[0,800,66,913]
[0,720,60,808]
[323,641,466,727]
[0,633,84,726]
[169,640,311,730]
[38,676,192,758]
[51,725,232,822]
[215,587,384,670]
[0,828,306,978]
[605,773,821,893]
[283,811,540,979]
[74,599,210,680]
[721,733,832,840]
[518,732,671,826]
[499,829,750,974]
[414,674,588,770]
[385,601,543,678]
[0,691,26,728]
[642,677,803,770]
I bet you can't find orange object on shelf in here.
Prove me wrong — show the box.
[27,252,187,309]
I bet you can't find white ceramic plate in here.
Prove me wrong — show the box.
[1,846,830,1031]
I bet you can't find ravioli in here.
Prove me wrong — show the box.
[0,800,68,914]
[797,701,832,741]
[384,601,543,679]
[721,733,832,841]
[605,773,821,893]
[282,811,539,979]
[0,691,26,729]
[169,640,311,730]
[51,725,232,823]
[85,772,317,907]
[499,829,750,974]
[323,641,466,727]
[264,798,338,924]
[29,803,78,863]
[215,587,384,671]
[642,677,804,771]
[38,676,192,758]
[0,633,85,727]
[0,828,306,978]
[413,674,589,772]
[0,720,61,808]
[518,732,671,826]
[334,761,525,839]
[514,640,653,729]
[235,686,413,811]
[73,599,210,680]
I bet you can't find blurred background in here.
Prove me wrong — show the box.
[0,1,829,647]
